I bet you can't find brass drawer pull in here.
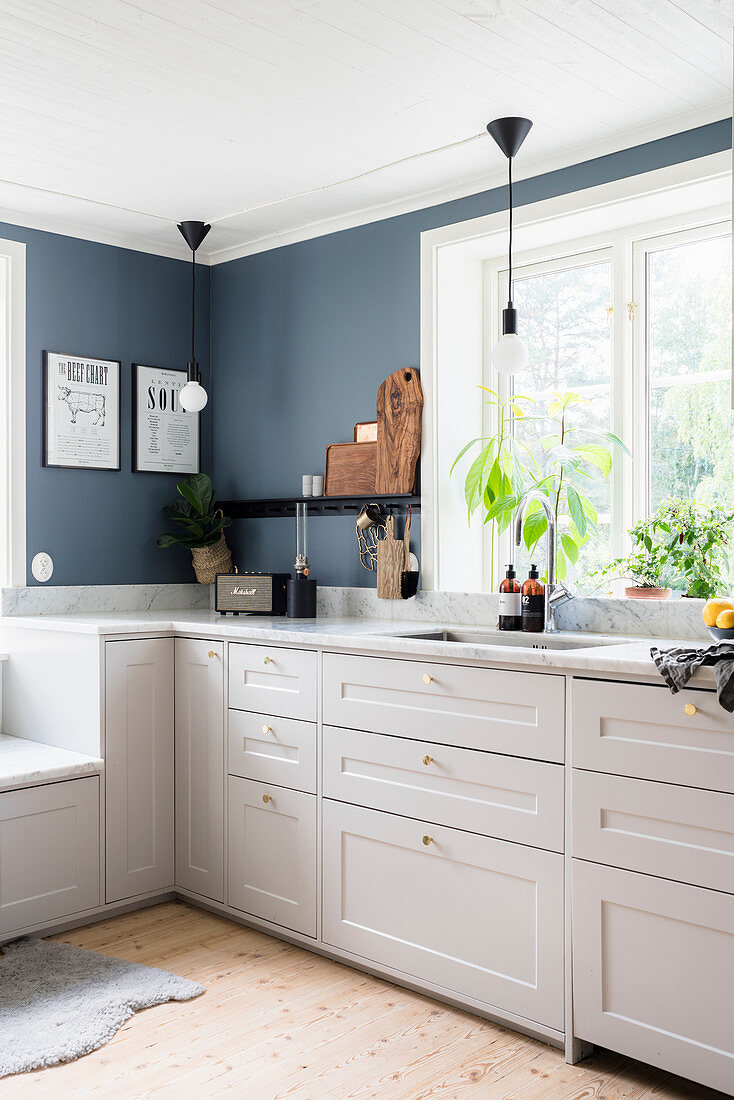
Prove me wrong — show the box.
[422,673,433,685]
[422,835,433,846]
[422,755,434,766]
[262,794,273,804]
[684,703,697,717]
[208,650,218,659]
[262,724,273,735]
[263,656,274,665]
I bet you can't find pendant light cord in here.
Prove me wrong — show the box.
[508,155,513,309]
[191,249,196,363]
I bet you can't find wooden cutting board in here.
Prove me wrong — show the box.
[324,442,376,496]
[376,368,423,494]
[377,515,404,599]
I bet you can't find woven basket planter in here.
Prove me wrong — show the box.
[191,533,232,584]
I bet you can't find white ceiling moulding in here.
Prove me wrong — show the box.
[206,100,732,264]
[0,101,728,265]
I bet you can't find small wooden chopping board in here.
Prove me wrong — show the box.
[324,441,376,496]
[376,515,404,599]
[376,368,423,494]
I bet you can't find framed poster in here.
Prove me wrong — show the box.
[133,363,200,475]
[43,351,121,470]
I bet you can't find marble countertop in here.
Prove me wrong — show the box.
[0,608,716,681]
[0,734,104,791]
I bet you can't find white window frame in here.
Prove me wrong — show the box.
[0,238,26,588]
[420,151,731,593]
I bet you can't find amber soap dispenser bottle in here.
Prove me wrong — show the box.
[498,563,521,631]
[521,564,545,633]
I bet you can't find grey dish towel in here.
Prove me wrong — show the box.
[650,642,734,712]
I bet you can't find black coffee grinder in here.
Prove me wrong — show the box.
[287,502,317,617]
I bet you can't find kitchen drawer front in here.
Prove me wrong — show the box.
[323,800,564,1031]
[573,770,734,894]
[228,776,316,937]
[573,859,734,1095]
[323,653,565,762]
[572,678,734,792]
[229,643,317,722]
[228,711,316,794]
[323,726,564,851]
[0,777,100,935]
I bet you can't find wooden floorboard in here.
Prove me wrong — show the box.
[0,901,726,1099]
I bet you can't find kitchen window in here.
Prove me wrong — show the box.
[421,152,733,593]
[490,220,732,589]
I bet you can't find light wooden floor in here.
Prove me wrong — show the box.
[0,901,726,1099]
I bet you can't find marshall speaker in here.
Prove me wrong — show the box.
[215,572,290,616]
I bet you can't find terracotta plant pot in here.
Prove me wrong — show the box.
[624,586,671,600]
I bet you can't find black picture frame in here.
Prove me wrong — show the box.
[42,351,122,471]
[132,362,201,475]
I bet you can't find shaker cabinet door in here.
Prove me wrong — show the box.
[175,638,225,902]
[105,638,174,902]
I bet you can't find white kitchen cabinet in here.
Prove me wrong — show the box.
[573,859,734,1095]
[323,652,565,762]
[0,777,100,935]
[175,638,224,902]
[228,775,316,937]
[322,799,564,1031]
[229,710,316,794]
[572,678,734,792]
[573,769,734,894]
[229,643,317,721]
[323,725,564,851]
[105,638,174,903]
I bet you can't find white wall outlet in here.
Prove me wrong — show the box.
[31,552,54,583]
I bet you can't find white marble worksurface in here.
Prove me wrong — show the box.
[0,608,717,681]
[0,733,104,791]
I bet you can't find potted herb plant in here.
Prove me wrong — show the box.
[642,498,734,599]
[157,473,233,583]
[594,521,672,598]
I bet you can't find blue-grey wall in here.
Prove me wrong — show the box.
[1,222,211,585]
[210,119,732,588]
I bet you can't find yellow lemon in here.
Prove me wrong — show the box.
[715,609,734,629]
[703,598,733,626]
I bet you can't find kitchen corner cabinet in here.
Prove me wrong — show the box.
[105,638,174,902]
[175,638,225,902]
[0,777,100,935]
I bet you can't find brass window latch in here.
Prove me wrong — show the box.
[627,301,638,321]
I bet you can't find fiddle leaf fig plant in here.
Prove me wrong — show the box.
[157,473,232,550]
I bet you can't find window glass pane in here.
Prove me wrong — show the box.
[647,233,733,512]
[510,260,613,586]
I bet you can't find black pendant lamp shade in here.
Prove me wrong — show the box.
[486,117,532,374]
[177,220,211,410]
[486,117,532,161]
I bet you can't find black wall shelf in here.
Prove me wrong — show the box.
[220,494,420,520]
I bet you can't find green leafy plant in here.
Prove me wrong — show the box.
[451,388,538,584]
[454,389,628,586]
[593,517,672,590]
[157,473,232,550]
[643,498,734,598]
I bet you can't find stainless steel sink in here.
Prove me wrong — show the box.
[390,629,626,651]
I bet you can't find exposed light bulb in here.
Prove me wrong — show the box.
[491,333,529,376]
[179,379,208,412]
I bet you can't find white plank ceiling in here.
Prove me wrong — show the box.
[0,0,731,262]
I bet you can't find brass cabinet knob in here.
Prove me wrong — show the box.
[684,703,697,717]
[422,673,433,685]
[262,724,273,735]
[208,650,218,659]
[422,835,433,846]
[262,794,273,804]
[264,656,274,665]
[422,755,434,766]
